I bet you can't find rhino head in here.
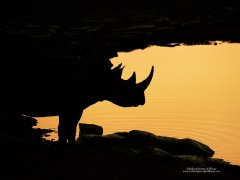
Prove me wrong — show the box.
[105,64,154,107]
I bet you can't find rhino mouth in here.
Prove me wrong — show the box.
[133,101,145,107]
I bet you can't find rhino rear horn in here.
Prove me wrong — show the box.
[127,72,136,84]
[138,66,154,90]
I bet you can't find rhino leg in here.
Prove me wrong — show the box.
[58,110,83,144]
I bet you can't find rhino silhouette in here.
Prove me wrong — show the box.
[0,56,154,144]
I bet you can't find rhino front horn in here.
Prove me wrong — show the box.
[138,66,154,90]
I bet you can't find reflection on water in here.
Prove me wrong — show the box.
[37,43,240,165]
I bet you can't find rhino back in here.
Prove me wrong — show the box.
[0,56,113,115]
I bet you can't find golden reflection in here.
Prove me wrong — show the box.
[37,43,240,165]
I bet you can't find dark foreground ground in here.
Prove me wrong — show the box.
[0,145,239,180]
[0,115,239,180]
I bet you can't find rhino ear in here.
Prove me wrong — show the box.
[127,72,136,84]
[112,63,122,71]
[138,66,154,90]
[112,63,124,77]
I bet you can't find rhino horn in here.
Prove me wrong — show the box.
[127,72,136,84]
[138,66,154,90]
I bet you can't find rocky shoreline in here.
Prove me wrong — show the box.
[0,115,239,179]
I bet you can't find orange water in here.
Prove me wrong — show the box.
[37,42,240,165]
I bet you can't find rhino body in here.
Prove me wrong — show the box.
[0,56,154,144]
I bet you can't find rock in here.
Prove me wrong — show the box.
[76,134,103,145]
[128,130,214,157]
[173,138,215,157]
[0,113,37,131]
[76,128,214,158]
[176,155,208,166]
[142,146,173,160]
[79,123,103,135]
[128,130,160,145]
[0,113,53,147]
[103,133,127,144]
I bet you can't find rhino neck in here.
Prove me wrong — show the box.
[79,96,104,110]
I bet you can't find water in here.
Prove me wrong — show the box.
[37,42,240,165]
